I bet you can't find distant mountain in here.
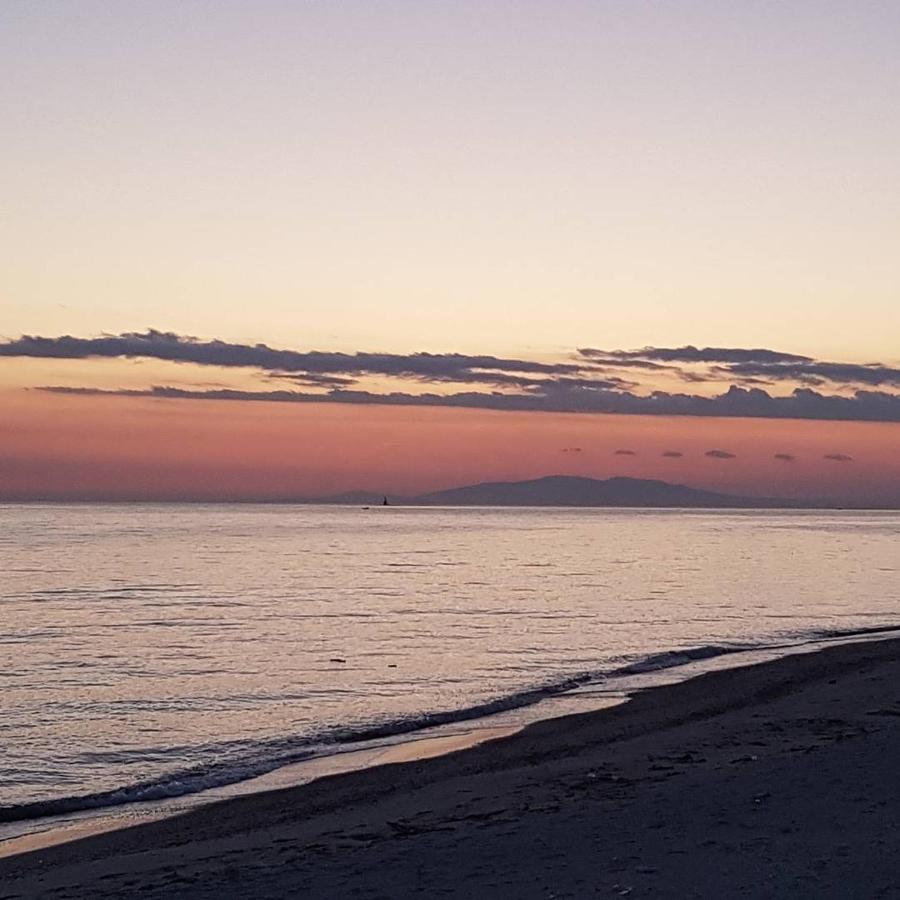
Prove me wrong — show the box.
[410,475,794,508]
[310,475,836,508]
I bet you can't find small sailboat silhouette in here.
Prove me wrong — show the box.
[382,495,389,506]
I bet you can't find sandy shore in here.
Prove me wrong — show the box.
[2,638,899,899]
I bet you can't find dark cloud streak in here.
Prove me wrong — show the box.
[582,345,900,390]
[1,330,588,385]
[7,331,900,423]
[581,346,813,364]
[35,383,900,423]
[719,361,900,388]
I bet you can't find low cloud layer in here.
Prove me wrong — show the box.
[720,361,900,388]
[705,449,737,459]
[4,331,900,423]
[1,330,609,389]
[580,345,812,365]
[580,345,900,390]
[37,382,900,424]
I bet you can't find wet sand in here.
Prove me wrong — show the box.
[2,637,899,898]
[0,724,529,861]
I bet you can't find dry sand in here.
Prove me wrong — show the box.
[2,637,899,898]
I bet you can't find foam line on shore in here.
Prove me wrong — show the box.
[3,635,900,897]
[3,622,899,829]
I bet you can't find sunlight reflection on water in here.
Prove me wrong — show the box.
[1,504,898,809]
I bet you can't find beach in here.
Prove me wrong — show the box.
[2,636,898,898]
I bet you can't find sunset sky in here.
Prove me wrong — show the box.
[2,2,898,503]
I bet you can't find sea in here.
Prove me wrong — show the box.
[1,504,898,846]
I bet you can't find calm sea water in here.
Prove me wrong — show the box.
[1,504,898,819]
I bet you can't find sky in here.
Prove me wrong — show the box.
[1,1,898,503]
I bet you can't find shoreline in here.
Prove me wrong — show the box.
[2,625,897,859]
[2,635,899,897]
[0,722,531,861]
